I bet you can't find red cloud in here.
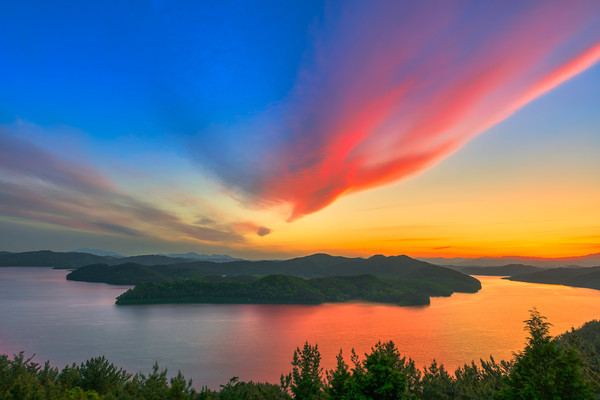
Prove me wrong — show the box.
[251,1,600,221]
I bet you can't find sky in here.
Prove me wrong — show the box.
[1,0,599,259]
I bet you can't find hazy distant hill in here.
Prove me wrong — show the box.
[164,252,245,262]
[120,254,191,265]
[72,248,124,258]
[506,266,600,290]
[0,250,112,268]
[67,262,208,285]
[0,250,200,268]
[420,253,600,268]
[158,253,366,278]
[67,253,481,294]
[459,264,544,276]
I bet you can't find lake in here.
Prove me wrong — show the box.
[1,267,599,389]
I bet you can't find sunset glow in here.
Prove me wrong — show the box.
[1,0,599,259]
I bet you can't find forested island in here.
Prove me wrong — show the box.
[2,310,599,399]
[63,253,481,306]
[6,248,600,294]
[114,274,455,306]
[66,253,479,287]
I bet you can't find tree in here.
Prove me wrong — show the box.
[284,342,325,399]
[419,360,453,400]
[218,377,291,400]
[500,308,594,400]
[78,356,131,395]
[453,357,510,400]
[349,341,419,400]
[326,350,351,400]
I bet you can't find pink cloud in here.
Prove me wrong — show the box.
[247,0,600,220]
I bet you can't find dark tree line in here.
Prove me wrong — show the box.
[1,310,598,399]
[115,274,446,306]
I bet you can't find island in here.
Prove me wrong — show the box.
[115,274,456,306]
[63,253,481,306]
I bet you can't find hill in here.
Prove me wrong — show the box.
[459,264,543,276]
[164,252,245,262]
[0,250,191,268]
[420,253,600,268]
[115,274,445,306]
[72,248,124,258]
[0,250,113,268]
[67,262,257,285]
[67,254,481,294]
[506,266,600,290]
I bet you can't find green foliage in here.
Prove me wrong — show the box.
[453,357,510,400]
[216,377,291,400]
[1,310,599,400]
[64,253,482,296]
[60,387,103,400]
[556,322,600,394]
[116,274,436,306]
[420,360,453,400]
[349,341,419,400]
[284,343,325,400]
[325,350,351,400]
[499,308,595,400]
[78,356,131,395]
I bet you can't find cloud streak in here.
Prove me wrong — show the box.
[0,130,258,243]
[192,0,600,221]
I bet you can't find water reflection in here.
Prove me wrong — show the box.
[1,268,599,388]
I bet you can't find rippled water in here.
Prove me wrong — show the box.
[1,267,599,388]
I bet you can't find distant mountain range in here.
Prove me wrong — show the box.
[419,253,600,268]
[0,250,116,268]
[507,266,600,291]
[456,264,544,276]
[4,249,600,293]
[162,252,245,262]
[0,250,189,268]
[4,249,599,269]
[73,249,245,262]
[72,248,124,258]
[0,250,247,268]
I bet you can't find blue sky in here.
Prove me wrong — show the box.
[1,1,599,258]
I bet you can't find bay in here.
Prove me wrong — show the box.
[1,267,599,389]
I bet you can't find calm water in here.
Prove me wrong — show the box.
[1,267,600,388]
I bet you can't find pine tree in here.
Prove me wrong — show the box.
[500,308,594,400]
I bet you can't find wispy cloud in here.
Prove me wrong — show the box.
[0,130,263,243]
[191,0,600,221]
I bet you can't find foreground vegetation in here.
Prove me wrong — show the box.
[2,310,599,399]
[115,274,455,306]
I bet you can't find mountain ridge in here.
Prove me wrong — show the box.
[66,253,482,295]
[419,253,600,268]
